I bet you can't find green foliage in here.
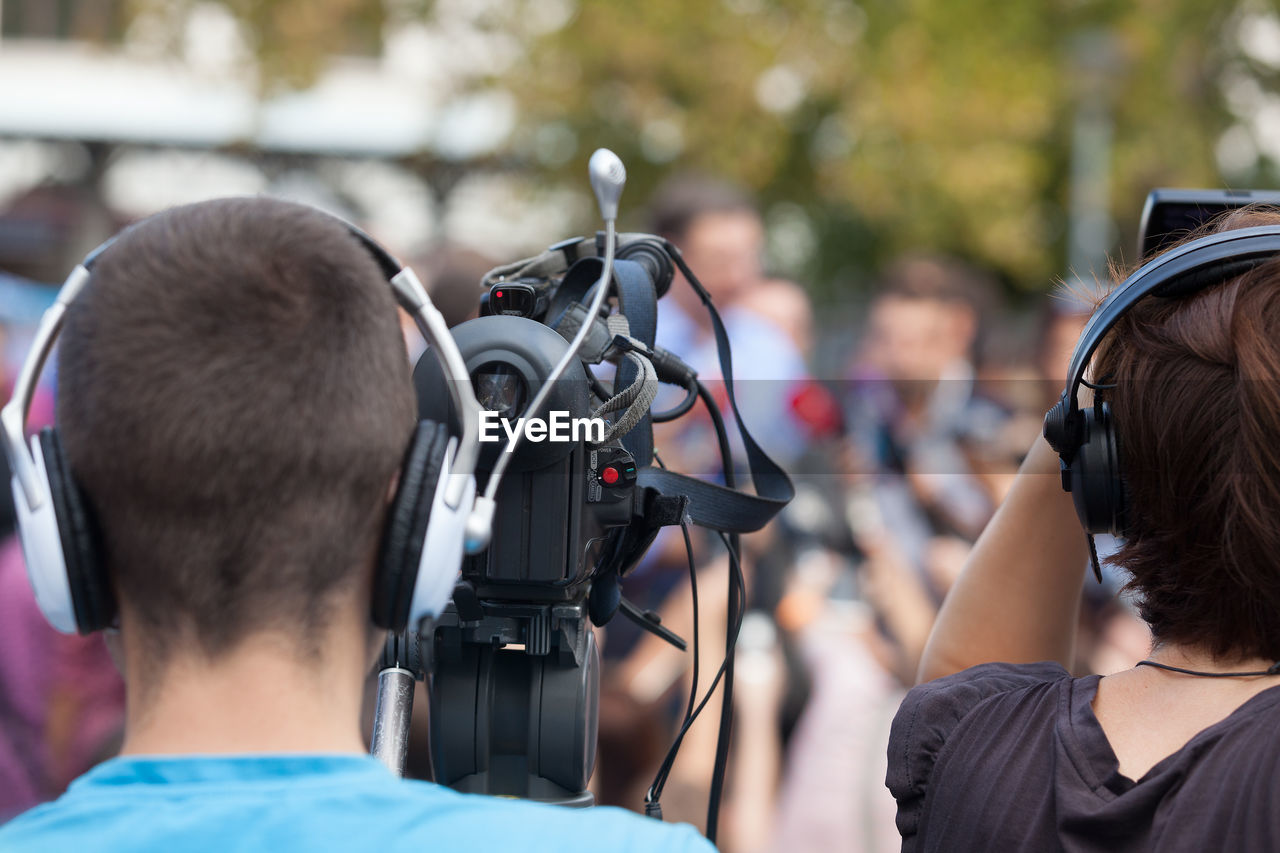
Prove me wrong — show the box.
[122,0,1276,298]
[502,0,1262,297]
[128,0,390,89]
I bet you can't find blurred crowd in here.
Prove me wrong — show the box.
[0,178,1152,850]
[583,175,1153,852]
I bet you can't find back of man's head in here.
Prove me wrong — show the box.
[57,198,416,662]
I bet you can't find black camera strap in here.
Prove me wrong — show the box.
[550,250,792,535]
[636,286,795,534]
[481,237,588,289]
[611,259,657,467]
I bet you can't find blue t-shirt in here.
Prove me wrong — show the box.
[0,754,714,852]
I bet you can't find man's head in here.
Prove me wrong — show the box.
[1095,207,1280,662]
[57,198,416,667]
[648,174,764,307]
[864,254,996,386]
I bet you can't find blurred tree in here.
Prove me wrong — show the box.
[121,0,1278,298]
[497,0,1262,297]
[127,0,395,87]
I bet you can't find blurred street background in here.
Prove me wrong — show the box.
[2,1,1279,849]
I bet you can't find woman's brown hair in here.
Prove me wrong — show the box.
[1096,206,1280,661]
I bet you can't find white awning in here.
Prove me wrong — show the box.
[0,41,513,158]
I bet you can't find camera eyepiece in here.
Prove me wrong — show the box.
[472,362,527,421]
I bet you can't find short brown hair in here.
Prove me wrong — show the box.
[1096,206,1280,660]
[58,198,416,658]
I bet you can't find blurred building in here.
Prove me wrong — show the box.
[0,0,585,279]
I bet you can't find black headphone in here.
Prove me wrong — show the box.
[1043,225,1280,536]
[1,202,494,635]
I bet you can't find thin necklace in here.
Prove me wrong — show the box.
[1136,659,1280,678]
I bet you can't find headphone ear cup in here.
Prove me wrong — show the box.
[373,420,451,631]
[1042,399,1070,454]
[1068,403,1126,536]
[37,428,113,633]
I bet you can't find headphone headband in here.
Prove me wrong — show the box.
[1046,221,1280,543]
[1,266,90,513]
[1062,225,1280,416]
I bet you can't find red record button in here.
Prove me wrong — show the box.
[600,466,620,485]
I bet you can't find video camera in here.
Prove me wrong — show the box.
[370,151,793,835]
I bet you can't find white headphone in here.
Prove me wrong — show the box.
[0,202,496,635]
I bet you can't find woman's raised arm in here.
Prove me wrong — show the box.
[917,436,1091,683]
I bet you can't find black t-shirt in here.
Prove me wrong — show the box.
[886,661,1280,852]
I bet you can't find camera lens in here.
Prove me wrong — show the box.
[472,361,527,421]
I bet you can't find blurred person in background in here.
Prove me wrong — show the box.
[982,287,1094,449]
[648,174,812,468]
[401,242,493,351]
[593,177,818,841]
[828,256,1005,690]
[650,173,766,356]
[845,255,1005,586]
[762,448,938,853]
[977,286,1152,677]
[952,288,1096,525]
[758,265,1153,852]
[757,255,1011,853]
[0,310,124,822]
[1,320,14,539]
[0,538,125,821]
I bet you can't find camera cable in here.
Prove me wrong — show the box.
[698,380,741,844]
[642,382,744,845]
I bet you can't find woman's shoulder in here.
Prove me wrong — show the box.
[900,660,1074,730]
[886,661,1075,845]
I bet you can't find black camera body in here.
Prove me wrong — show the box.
[417,315,636,600]
[413,301,646,803]
[1138,188,1280,258]
[401,220,790,813]
[368,151,792,835]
